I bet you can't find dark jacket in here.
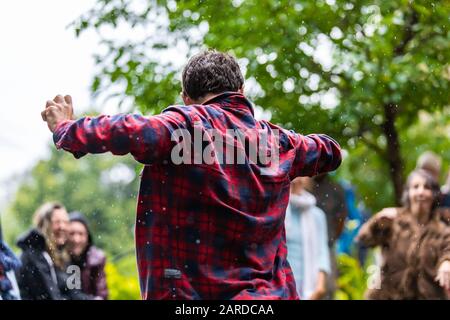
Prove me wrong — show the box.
[72,246,108,299]
[69,212,108,299]
[357,208,450,300]
[16,229,92,300]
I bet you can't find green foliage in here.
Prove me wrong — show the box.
[106,254,141,300]
[5,145,139,256]
[335,253,368,300]
[72,0,450,210]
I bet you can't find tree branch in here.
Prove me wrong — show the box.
[394,7,419,56]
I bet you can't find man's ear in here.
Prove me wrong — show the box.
[238,85,244,94]
[182,92,193,105]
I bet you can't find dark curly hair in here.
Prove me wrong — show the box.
[182,50,244,101]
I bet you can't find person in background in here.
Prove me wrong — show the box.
[308,173,348,299]
[416,151,450,223]
[68,212,108,300]
[0,240,21,300]
[442,170,450,207]
[285,177,330,300]
[438,169,450,299]
[416,151,441,183]
[356,170,450,299]
[1,211,21,300]
[16,202,91,300]
[336,181,370,266]
[441,171,450,228]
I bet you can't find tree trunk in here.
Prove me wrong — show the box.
[381,7,417,205]
[382,103,404,205]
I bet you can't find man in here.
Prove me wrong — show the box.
[41,50,342,300]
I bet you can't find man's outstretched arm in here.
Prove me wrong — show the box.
[42,94,187,164]
[288,132,342,179]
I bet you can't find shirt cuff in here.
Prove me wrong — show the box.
[52,120,74,147]
[52,119,87,159]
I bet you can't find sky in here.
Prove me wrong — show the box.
[0,0,100,207]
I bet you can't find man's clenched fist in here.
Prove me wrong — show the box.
[41,94,74,132]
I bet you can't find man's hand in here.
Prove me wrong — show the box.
[41,94,74,132]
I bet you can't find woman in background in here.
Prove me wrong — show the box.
[16,202,90,300]
[68,212,108,300]
[285,176,330,300]
[357,169,450,299]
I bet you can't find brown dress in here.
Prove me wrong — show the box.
[356,208,450,300]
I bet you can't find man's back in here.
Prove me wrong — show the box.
[52,91,341,299]
[44,50,342,300]
[132,92,341,299]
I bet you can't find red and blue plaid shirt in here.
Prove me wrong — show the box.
[53,92,342,300]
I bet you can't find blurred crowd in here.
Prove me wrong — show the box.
[0,204,108,300]
[285,150,450,300]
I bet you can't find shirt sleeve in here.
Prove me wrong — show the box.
[287,132,342,180]
[52,107,189,165]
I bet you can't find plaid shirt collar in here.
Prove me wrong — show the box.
[201,91,255,116]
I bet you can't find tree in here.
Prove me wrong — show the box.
[73,0,450,208]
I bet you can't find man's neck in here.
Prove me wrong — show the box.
[198,92,227,104]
